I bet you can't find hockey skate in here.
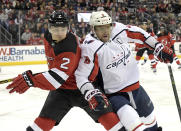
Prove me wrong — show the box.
[152,68,157,73]
[118,127,126,131]
[141,58,147,65]
[151,65,157,73]
[26,126,33,131]
[157,126,162,131]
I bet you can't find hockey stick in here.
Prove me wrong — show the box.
[167,64,181,122]
[0,78,13,84]
[0,72,42,85]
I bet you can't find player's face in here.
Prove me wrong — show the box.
[94,24,112,42]
[160,28,164,34]
[141,24,147,31]
[49,26,68,42]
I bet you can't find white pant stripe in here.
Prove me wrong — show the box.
[128,91,137,109]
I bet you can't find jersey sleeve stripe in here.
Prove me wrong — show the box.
[80,82,91,91]
[88,54,99,81]
[48,70,66,84]
[51,68,69,81]
[126,30,147,42]
[87,44,104,81]
[128,38,144,44]
[31,123,43,131]
[42,72,61,89]
[144,36,160,49]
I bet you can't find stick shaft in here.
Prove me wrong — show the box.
[0,72,40,85]
[0,78,13,84]
[168,65,181,122]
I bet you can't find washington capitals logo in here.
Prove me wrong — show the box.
[101,14,106,18]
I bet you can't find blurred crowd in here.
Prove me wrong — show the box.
[0,0,181,45]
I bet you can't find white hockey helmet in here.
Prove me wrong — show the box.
[89,11,112,26]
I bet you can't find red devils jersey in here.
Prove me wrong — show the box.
[34,31,81,90]
[135,30,156,51]
[135,43,146,51]
[157,32,175,48]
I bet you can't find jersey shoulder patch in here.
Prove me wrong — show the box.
[81,34,103,51]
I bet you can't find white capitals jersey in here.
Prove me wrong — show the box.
[75,22,159,94]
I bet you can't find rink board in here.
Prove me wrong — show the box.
[0,42,181,66]
[0,45,47,66]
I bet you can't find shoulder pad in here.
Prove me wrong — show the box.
[84,40,95,44]
[53,32,78,56]
[44,30,52,43]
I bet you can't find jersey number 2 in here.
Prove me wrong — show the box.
[60,58,70,69]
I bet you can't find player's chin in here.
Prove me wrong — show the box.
[101,36,109,42]
[54,34,63,38]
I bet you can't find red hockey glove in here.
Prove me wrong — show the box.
[154,43,173,63]
[84,89,109,111]
[6,70,34,94]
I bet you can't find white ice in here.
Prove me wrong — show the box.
[0,61,181,131]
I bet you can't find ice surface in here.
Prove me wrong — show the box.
[0,61,181,131]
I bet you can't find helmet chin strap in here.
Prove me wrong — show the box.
[91,25,100,40]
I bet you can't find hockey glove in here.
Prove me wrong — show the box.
[84,89,109,111]
[154,43,173,63]
[6,70,34,94]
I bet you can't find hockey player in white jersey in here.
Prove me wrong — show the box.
[75,11,173,131]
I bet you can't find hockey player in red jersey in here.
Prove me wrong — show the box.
[6,11,123,131]
[75,11,173,131]
[157,27,181,69]
[135,22,158,73]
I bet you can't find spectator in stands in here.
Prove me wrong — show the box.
[0,10,8,29]
[0,0,181,45]
[175,23,181,41]
[13,0,23,10]
[147,23,155,34]
[24,10,34,23]
[70,23,76,33]
[23,2,32,10]
[41,23,48,34]
[14,14,23,25]
[4,4,12,14]
[110,7,117,21]
[37,13,45,23]
[8,18,18,44]
[32,22,42,35]
[27,32,42,45]
[21,29,32,44]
